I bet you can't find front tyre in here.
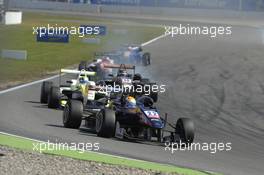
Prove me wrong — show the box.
[40,81,53,103]
[96,109,116,138]
[150,91,158,103]
[63,100,83,129]
[175,118,194,144]
[142,52,151,66]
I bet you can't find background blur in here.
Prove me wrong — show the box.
[10,0,264,11]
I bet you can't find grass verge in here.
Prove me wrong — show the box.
[0,133,219,175]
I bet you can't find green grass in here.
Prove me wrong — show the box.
[0,133,219,175]
[0,12,162,86]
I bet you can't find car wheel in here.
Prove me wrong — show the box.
[63,100,83,129]
[142,52,151,66]
[175,118,194,144]
[48,86,60,109]
[157,129,163,142]
[40,81,53,103]
[96,109,116,138]
[150,91,158,103]
[144,128,152,141]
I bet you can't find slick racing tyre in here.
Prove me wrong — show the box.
[40,81,53,103]
[63,100,83,129]
[175,118,194,144]
[150,91,158,103]
[96,109,116,138]
[157,129,163,142]
[142,52,151,66]
[48,86,60,109]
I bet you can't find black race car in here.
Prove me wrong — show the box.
[62,92,194,144]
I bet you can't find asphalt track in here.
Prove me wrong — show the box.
[1,20,264,175]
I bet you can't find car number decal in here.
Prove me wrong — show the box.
[122,78,132,84]
[144,111,160,119]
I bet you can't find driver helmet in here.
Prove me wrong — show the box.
[128,46,133,51]
[126,96,136,108]
[118,69,128,76]
[79,76,89,84]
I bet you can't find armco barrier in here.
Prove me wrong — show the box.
[9,0,264,20]
[1,49,27,60]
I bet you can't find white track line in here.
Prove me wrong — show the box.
[0,34,167,95]
[0,75,60,95]
[141,34,167,47]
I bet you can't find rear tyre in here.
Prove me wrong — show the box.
[96,109,116,138]
[48,86,60,109]
[63,100,83,129]
[175,118,194,144]
[40,81,53,103]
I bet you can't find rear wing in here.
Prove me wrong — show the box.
[60,69,96,76]
[94,52,120,57]
[121,44,139,48]
[103,63,135,70]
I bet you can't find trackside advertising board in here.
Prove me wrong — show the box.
[36,29,69,43]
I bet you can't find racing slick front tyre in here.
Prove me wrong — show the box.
[63,100,83,129]
[175,118,194,144]
[40,81,53,103]
[150,91,158,103]
[96,109,116,138]
[157,129,163,142]
[142,52,151,66]
[48,86,60,109]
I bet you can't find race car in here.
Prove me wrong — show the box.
[88,45,151,66]
[40,69,106,109]
[119,45,151,66]
[97,63,158,102]
[78,56,114,80]
[62,93,194,144]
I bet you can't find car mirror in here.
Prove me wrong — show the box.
[108,74,114,77]
[66,80,73,84]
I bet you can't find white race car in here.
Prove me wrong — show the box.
[40,69,107,109]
